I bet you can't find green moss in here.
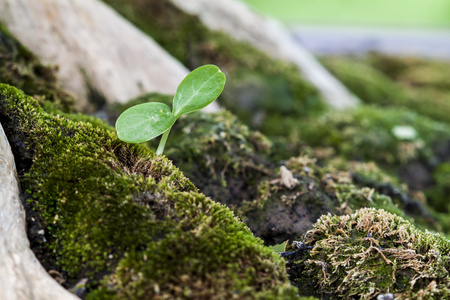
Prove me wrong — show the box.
[0,22,75,113]
[155,107,439,241]
[427,163,450,213]
[285,208,450,299]
[0,83,299,299]
[163,110,273,207]
[364,53,450,91]
[298,105,450,166]
[109,96,274,211]
[297,105,450,220]
[242,155,441,244]
[102,0,326,137]
[322,54,450,124]
[89,192,301,299]
[330,159,402,187]
[108,101,439,244]
[322,56,410,106]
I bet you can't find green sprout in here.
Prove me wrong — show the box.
[115,65,226,155]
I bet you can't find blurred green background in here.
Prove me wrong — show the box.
[242,0,450,28]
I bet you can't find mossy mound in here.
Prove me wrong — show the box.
[298,105,450,218]
[108,94,441,239]
[108,94,274,210]
[160,110,273,208]
[0,23,75,113]
[298,105,450,178]
[0,83,300,299]
[242,155,438,245]
[363,53,450,91]
[322,54,450,124]
[102,0,326,137]
[112,103,435,242]
[113,102,437,243]
[285,208,450,299]
[322,56,410,107]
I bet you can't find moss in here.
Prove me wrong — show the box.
[0,83,299,299]
[284,208,450,299]
[427,163,450,213]
[110,100,440,244]
[364,53,450,91]
[89,192,301,299]
[162,110,273,208]
[0,22,75,113]
[298,104,450,169]
[101,0,326,137]
[297,105,450,221]
[322,56,410,106]
[109,96,274,211]
[322,54,450,124]
[242,155,441,245]
[330,159,402,188]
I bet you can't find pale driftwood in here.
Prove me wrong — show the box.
[0,0,189,112]
[170,0,360,110]
[0,122,80,300]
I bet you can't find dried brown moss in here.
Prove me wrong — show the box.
[285,208,450,299]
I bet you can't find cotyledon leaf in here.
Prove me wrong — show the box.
[115,102,176,143]
[271,240,289,253]
[172,65,226,118]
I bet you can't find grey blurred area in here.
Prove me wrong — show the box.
[291,25,450,60]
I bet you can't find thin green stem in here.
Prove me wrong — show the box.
[156,126,172,155]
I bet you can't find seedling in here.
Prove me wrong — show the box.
[115,65,226,155]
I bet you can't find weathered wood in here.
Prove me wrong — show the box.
[0,0,190,112]
[170,0,360,110]
[0,122,80,300]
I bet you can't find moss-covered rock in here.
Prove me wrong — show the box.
[322,54,450,124]
[298,105,449,176]
[0,83,300,299]
[284,208,450,299]
[0,23,75,113]
[112,102,437,244]
[108,93,441,239]
[161,110,273,207]
[108,94,274,209]
[101,0,326,137]
[297,105,450,221]
[242,155,441,245]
